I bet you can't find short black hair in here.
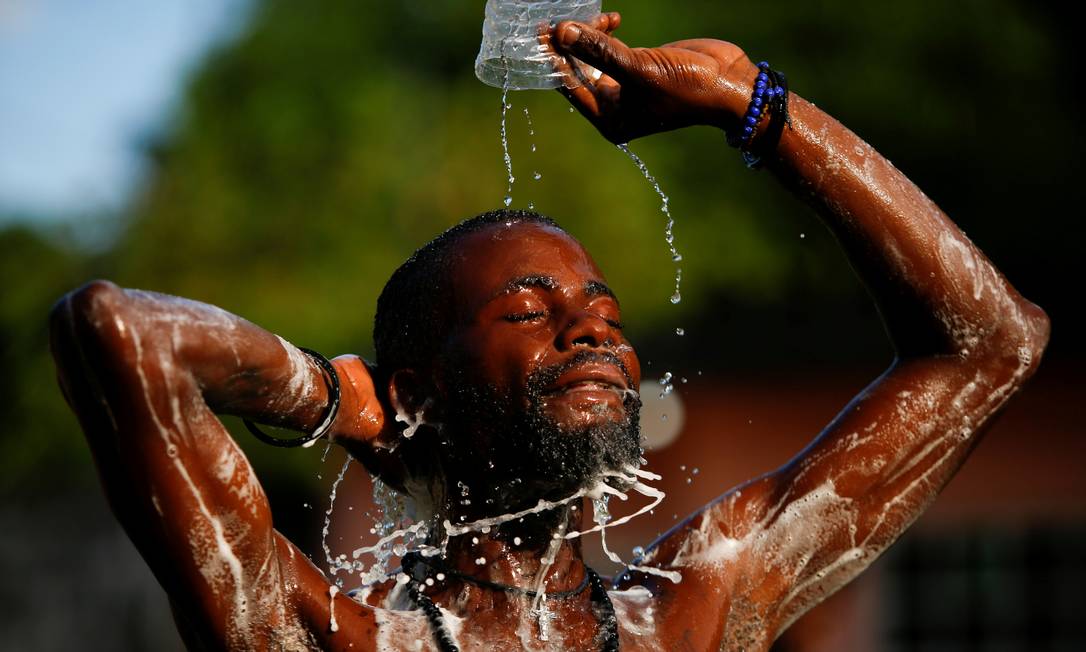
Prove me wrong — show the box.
[373,208,562,381]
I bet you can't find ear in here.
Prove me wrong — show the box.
[347,368,435,496]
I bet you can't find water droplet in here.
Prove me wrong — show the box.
[800,233,806,239]
[533,171,541,180]
[504,195,512,207]
[679,464,686,471]
[531,144,537,152]
[476,556,486,565]
[675,327,685,336]
[569,106,575,113]
[527,201,535,210]
[670,292,682,304]
[692,467,700,475]
[632,546,645,558]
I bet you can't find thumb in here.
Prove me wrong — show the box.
[554,20,637,84]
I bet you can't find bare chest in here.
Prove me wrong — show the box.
[366,587,665,652]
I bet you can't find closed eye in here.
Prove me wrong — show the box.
[604,318,624,330]
[505,311,547,323]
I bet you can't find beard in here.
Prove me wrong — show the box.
[440,350,643,515]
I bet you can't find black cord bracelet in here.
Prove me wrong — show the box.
[244,346,341,448]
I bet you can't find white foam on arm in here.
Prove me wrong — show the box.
[55,283,320,649]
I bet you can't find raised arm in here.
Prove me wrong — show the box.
[552,15,1049,645]
[49,280,385,650]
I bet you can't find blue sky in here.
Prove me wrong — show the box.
[0,0,248,221]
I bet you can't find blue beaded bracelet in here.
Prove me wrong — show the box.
[728,60,790,169]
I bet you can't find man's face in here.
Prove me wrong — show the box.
[433,221,643,506]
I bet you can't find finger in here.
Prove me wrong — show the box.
[586,11,621,34]
[556,82,601,120]
[554,20,638,85]
[549,38,603,105]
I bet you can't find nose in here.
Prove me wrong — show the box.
[557,311,613,351]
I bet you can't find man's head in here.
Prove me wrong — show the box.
[369,209,643,516]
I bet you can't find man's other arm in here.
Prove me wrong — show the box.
[49,281,378,649]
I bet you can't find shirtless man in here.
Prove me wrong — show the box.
[49,13,1049,652]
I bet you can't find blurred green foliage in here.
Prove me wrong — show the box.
[1,0,1078,497]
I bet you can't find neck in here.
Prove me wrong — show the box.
[428,502,588,595]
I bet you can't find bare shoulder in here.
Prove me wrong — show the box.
[278,546,407,651]
[617,474,787,650]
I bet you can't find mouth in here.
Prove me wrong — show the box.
[544,363,629,398]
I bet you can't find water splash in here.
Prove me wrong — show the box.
[617,144,683,304]
[569,468,683,584]
[499,43,515,207]
[345,479,429,585]
[322,458,352,576]
[528,519,567,641]
[324,460,678,645]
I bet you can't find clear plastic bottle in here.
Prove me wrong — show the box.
[475,0,602,90]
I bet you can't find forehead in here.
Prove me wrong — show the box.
[447,222,606,304]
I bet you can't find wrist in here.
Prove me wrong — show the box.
[711,56,761,132]
[720,58,791,168]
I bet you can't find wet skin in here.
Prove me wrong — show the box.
[50,12,1050,652]
[441,223,639,438]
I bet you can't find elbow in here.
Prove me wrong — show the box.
[49,280,131,361]
[974,298,1051,384]
[1015,300,1050,380]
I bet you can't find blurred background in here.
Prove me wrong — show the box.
[1,0,1082,650]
